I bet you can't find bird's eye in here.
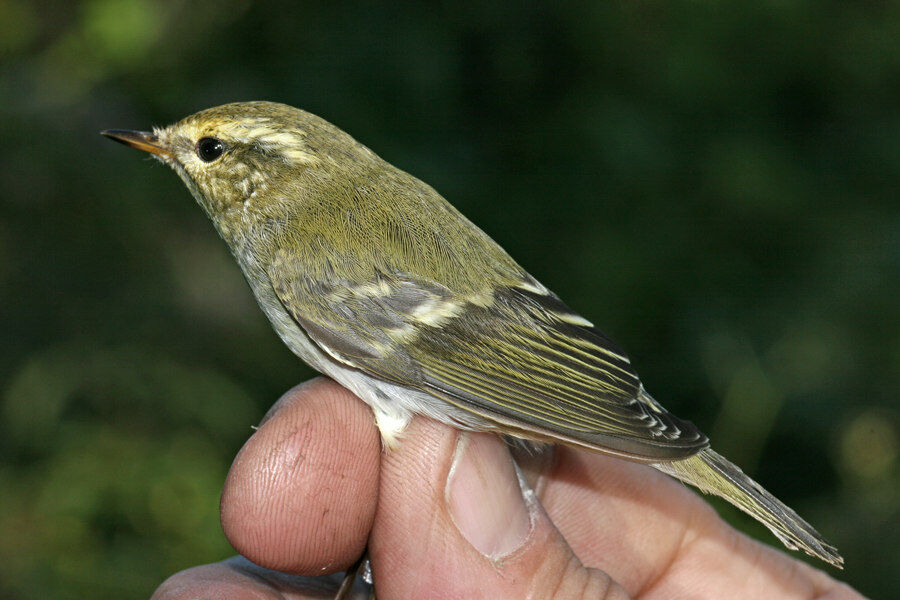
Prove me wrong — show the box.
[196,137,226,162]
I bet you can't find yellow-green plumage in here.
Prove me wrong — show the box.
[102,101,842,568]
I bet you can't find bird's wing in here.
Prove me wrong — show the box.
[268,263,708,460]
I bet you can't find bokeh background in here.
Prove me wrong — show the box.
[1,1,897,598]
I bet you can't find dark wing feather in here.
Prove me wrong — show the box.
[269,265,708,460]
[408,286,708,459]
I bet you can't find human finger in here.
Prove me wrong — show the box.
[370,418,629,599]
[220,378,381,575]
[535,447,860,599]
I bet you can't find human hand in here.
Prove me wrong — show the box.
[151,378,862,599]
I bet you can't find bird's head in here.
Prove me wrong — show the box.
[102,101,377,245]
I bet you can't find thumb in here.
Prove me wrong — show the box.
[370,418,629,599]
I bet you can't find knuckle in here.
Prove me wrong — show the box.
[526,553,630,600]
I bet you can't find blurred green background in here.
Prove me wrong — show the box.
[1,1,897,598]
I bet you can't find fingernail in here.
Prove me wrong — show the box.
[446,432,534,560]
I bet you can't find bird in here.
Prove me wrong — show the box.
[102,101,842,569]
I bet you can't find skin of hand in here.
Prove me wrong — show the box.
[151,378,863,600]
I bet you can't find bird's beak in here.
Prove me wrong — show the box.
[100,129,172,158]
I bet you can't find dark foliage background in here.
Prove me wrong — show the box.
[1,1,897,598]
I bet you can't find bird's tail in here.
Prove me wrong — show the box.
[653,448,843,568]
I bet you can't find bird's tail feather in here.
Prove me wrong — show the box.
[653,448,843,568]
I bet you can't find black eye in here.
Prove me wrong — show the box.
[196,137,225,162]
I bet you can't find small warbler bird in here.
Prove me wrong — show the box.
[102,101,842,568]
